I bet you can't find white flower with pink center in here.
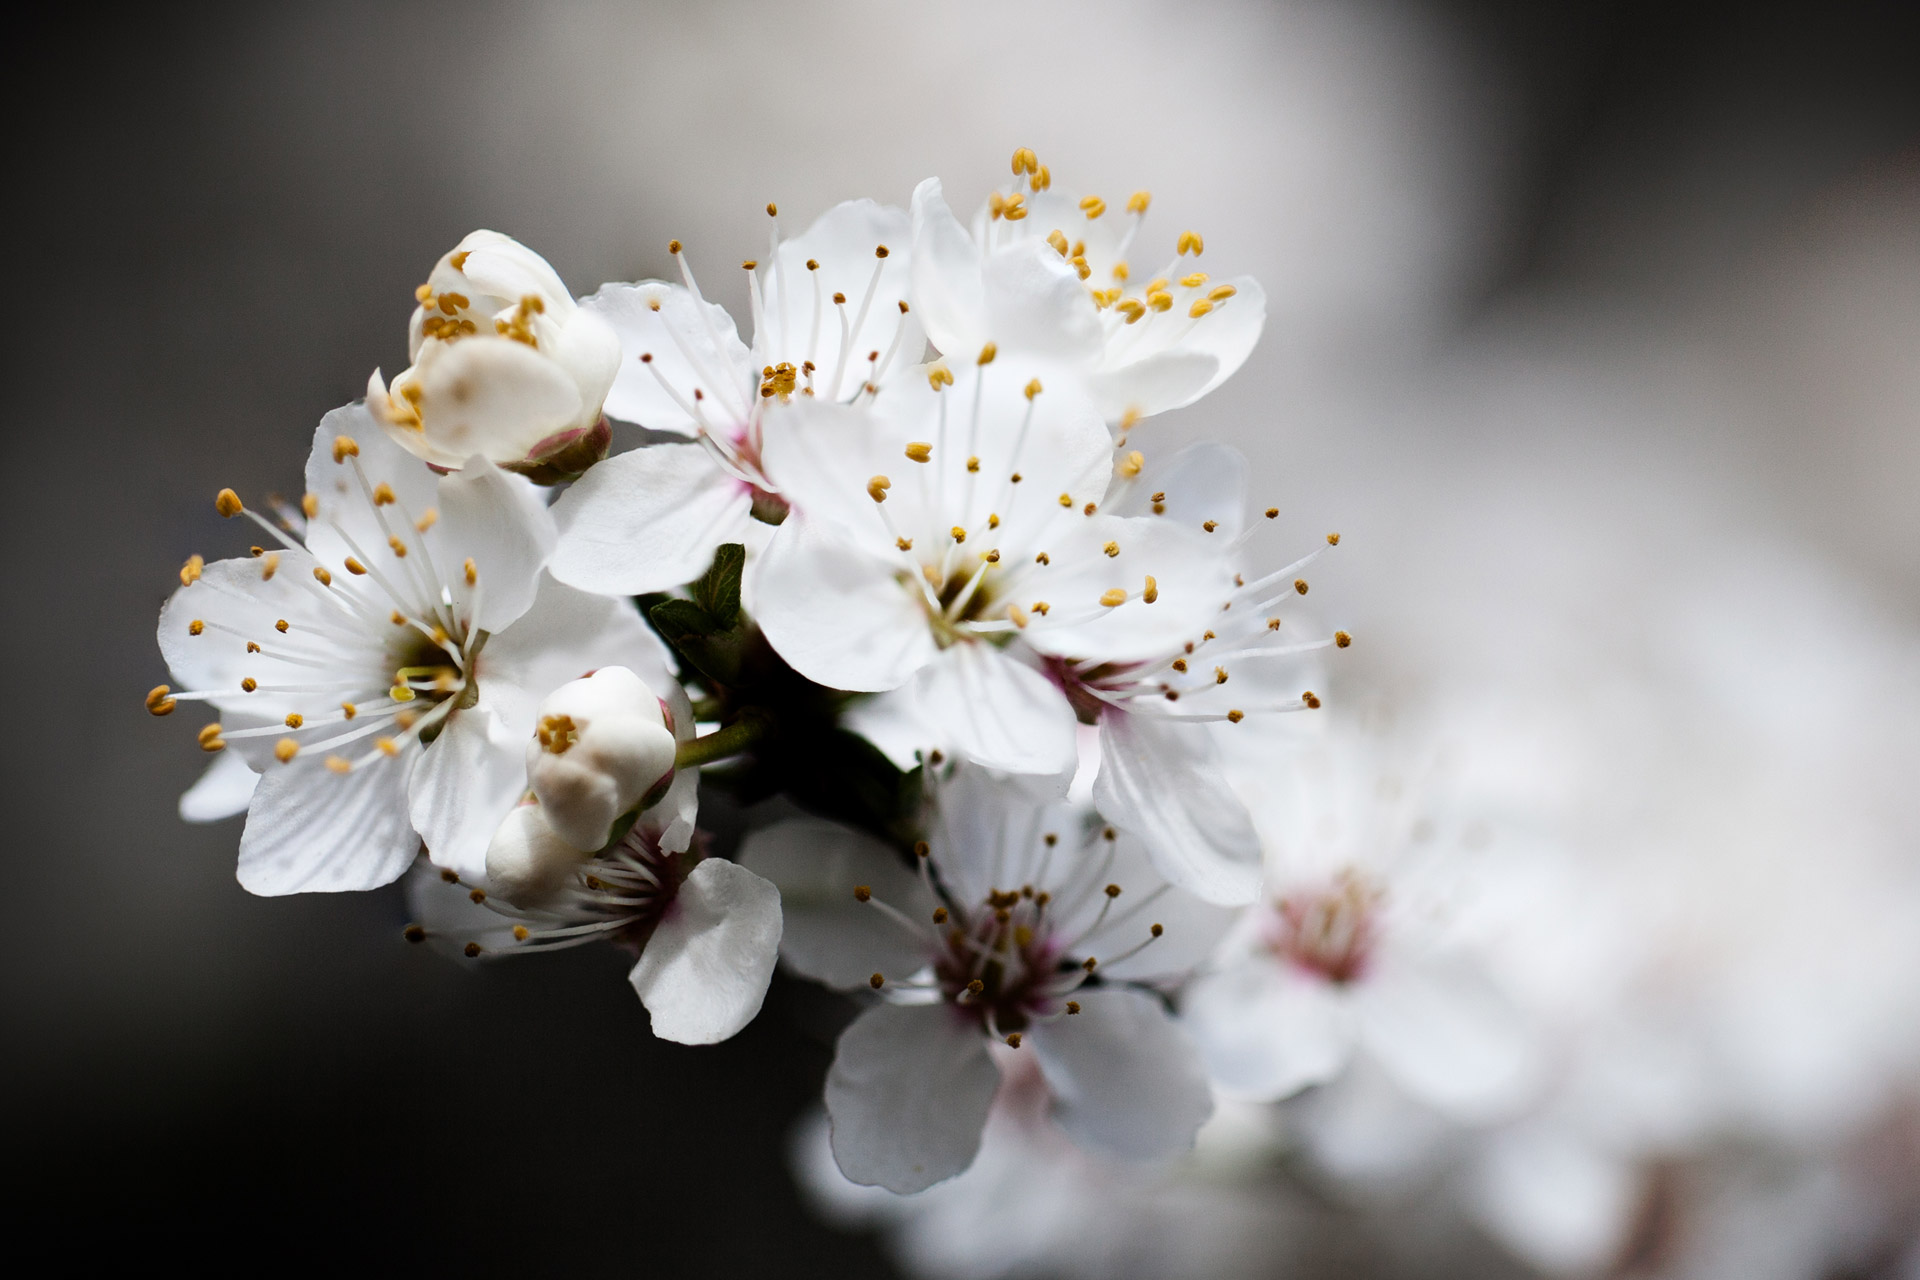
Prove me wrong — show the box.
[740,761,1227,1193]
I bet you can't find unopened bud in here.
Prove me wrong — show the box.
[525,666,677,852]
[484,802,592,903]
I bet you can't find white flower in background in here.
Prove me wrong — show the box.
[739,761,1227,1193]
[547,201,924,595]
[367,230,621,477]
[150,403,671,893]
[524,666,679,852]
[911,148,1266,428]
[787,415,1341,904]
[1183,714,1543,1124]
[403,794,780,1047]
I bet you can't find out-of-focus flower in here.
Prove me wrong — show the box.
[524,665,679,852]
[911,149,1265,428]
[740,761,1227,1192]
[150,404,670,892]
[1184,715,1542,1122]
[368,230,621,478]
[548,201,924,595]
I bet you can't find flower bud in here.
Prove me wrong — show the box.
[369,230,621,478]
[526,666,678,852]
[484,801,592,903]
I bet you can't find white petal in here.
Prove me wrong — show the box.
[1467,1124,1639,1276]
[750,514,936,692]
[1030,986,1214,1160]
[1350,952,1542,1122]
[585,281,750,433]
[302,403,446,583]
[404,336,585,467]
[1182,961,1355,1100]
[737,817,937,991]
[455,231,571,310]
[909,178,989,359]
[408,698,529,882]
[237,752,418,895]
[981,242,1103,365]
[549,442,752,596]
[826,1002,999,1193]
[179,750,259,823]
[840,688,940,772]
[758,199,923,400]
[478,574,676,719]
[629,858,783,1045]
[435,455,557,633]
[1018,516,1230,664]
[1093,712,1264,905]
[908,643,1077,776]
[1085,350,1219,424]
[1105,442,1250,540]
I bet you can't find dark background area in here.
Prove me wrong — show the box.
[4,2,1916,1272]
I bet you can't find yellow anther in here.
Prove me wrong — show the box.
[1208,284,1237,302]
[1295,579,1309,595]
[1116,298,1146,324]
[342,703,357,719]
[464,558,477,586]
[145,685,176,716]
[430,625,449,647]
[876,244,890,258]
[1024,378,1043,400]
[415,507,437,532]
[1100,589,1128,607]
[741,260,757,270]
[1012,146,1038,175]
[1326,531,1341,545]
[448,250,470,272]
[1032,165,1051,191]
[1172,658,1188,673]
[1203,520,1218,533]
[984,549,1001,563]
[1303,691,1322,709]
[905,442,932,463]
[1118,450,1144,478]
[1215,667,1229,685]
[869,973,885,990]
[332,436,359,463]
[388,536,407,558]
[867,475,891,503]
[1335,631,1352,648]
[950,526,967,544]
[1083,502,1097,515]
[853,885,872,903]
[1264,507,1279,519]
[415,283,434,303]
[260,553,279,581]
[765,202,778,217]
[390,685,415,703]
[187,619,204,636]
[1103,541,1120,558]
[214,488,243,518]
[1002,196,1027,221]
[1126,190,1151,214]
[512,925,530,941]
[896,537,913,551]
[1189,299,1215,319]
[932,907,949,924]
[195,722,225,752]
[804,257,818,270]
[1181,272,1208,289]
[927,364,954,390]
[1143,575,1158,604]
[274,738,299,763]
[180,555,204,586]
[325,756,351,774]
[1008,603,1029,629]
[1177,230,1204,256]
[376,737,399,757]
[1046,230,1069,256]
[1147,291,1174,312]
[247,642,260,654]
[977,342,997,365]
[242,678,259,693]
[987,513,1000,529]
[390,611,406,625]
[1058,493,1073,508]
[966,455,980,473]
[1005,1032,1022,1048]
[300,493,319,520]
[283,712,304,729]
[1079,195,1107,218]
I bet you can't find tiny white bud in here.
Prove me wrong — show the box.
[484,802,592,904]
[525,666,677,852]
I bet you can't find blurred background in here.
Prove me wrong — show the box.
[5,1,1917,1273]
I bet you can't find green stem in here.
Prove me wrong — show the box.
[675,712,771,770]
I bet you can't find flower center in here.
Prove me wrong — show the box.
[1266,870,1380,985]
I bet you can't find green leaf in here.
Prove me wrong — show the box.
[649,597,745,688]
[694,543,745,626]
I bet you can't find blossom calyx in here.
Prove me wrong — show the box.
[369,230,621,477]
[525,666,678,852]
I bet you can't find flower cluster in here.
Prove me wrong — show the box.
[150,150,1363,1189]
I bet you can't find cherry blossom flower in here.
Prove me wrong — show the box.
[910,148,1266,429]
[523,666,680,852]
[739,761,1227,1193]
[150,403,672,894]
[403,795,778,1047]
[367,231,621,477]
[547,201,924,595]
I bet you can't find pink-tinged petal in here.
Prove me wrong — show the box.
[1094,712,1264,905]
[549,442,753,596]
[1183,961,1355,1100]
[1350,951,1543,1122]
[629,858,782,1045]
[826,1002,999,1193]
[737,817,937,991]
[179,751,258,823]
[408,697,529,883]
[909,178,989,359]
[1029,987,1214,1160]
[908,644,1077,776]
[237,751,418,895]
[585,281,750,434]
[751,515,936,693]
[436,455,557,633]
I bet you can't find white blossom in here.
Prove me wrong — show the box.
[367,230,621,476]
[524,665,679,852]
[740,761,1227,1193]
